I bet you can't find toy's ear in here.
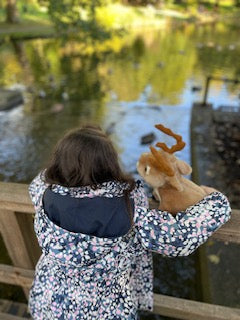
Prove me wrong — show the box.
[166,175,183,191]
[176,159,192,175]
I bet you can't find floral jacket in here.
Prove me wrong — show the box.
[28,172,231,320]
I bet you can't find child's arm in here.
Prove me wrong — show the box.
[134,189,231,257]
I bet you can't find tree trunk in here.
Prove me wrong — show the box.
[6,0,19,23]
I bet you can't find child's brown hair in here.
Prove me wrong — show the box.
[45,125,135,222]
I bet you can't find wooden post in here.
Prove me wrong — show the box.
[153,293,240,319]
[15,212,41,266]
[202,76,211,106]
[0,313,30,320]
[0,264,34,288]
[0,209,34,298]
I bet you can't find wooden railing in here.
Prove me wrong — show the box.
[0,181,240,320]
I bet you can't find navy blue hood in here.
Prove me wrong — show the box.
[43,188,134,238]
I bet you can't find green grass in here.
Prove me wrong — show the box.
[0,2,54,39]
[0,2,239,41]
[0,20,54,39]
[0,2,49,23]
[95,4,187,31]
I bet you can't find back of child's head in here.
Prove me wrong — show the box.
[45,125,134,189]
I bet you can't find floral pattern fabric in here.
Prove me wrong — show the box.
[28,171,231,320]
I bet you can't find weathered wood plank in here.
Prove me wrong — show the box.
[0,182,33,214]
[2,267,240,319]
[0,210,33,268]
[0,182,240,244]
[0,209,34,297]
[0,264,34,288]
[153,293,240,320]
[0,299,12,313]
[212,209,240,244]
[15,212,41,266]
[0,299,31,318]
[0,312,30,320]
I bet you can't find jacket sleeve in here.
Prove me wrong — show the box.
[29,170,49,210]
[131,180,149,208]
[134,191,231,257]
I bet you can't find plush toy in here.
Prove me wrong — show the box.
[137,124,208,215]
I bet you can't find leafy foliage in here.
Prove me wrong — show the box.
[48,0,112,40]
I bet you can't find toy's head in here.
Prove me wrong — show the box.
[137,124,192,191]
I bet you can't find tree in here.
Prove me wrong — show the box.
[235,0,240,7]
[6,0,19,23]
[48,0,110,40]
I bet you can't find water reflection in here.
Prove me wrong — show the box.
[1,22,238,183]
[0,21,240,315]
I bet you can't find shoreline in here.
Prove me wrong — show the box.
[0,4,235,40]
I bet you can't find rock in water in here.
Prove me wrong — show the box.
[140,133,156,145]
[38,90,46,98]
[0,89,24,111]
[191,86,202,92]
[106,122,117,136]
[62,92,69,101]
[50,103,64,113]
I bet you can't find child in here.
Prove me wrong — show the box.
[28,125,231,320]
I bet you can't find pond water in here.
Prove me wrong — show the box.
[1,22,240,183]
[0,21,240,316]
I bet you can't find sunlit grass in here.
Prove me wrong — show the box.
[0,1,239,39]
[0,2,50,22]
[96,4,168,30]
[0,2,54,38]
[0,20,54,39]
[20,13,52,25]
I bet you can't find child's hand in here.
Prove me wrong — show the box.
[200,185,219,195]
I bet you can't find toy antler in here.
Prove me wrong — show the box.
[150,146,174,176]
[155,124,185,153]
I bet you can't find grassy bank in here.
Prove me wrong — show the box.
[0,3,54,39]
[0,20,54,39]
[1,2,235,40]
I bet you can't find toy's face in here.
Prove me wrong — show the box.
[137,124,192,191]
[137,153,167,188]
[137,150,192,191]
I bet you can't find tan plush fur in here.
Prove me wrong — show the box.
[137,138,207,215]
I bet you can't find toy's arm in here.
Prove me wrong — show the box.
[134,192,231,257]
[200,185,218,194]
